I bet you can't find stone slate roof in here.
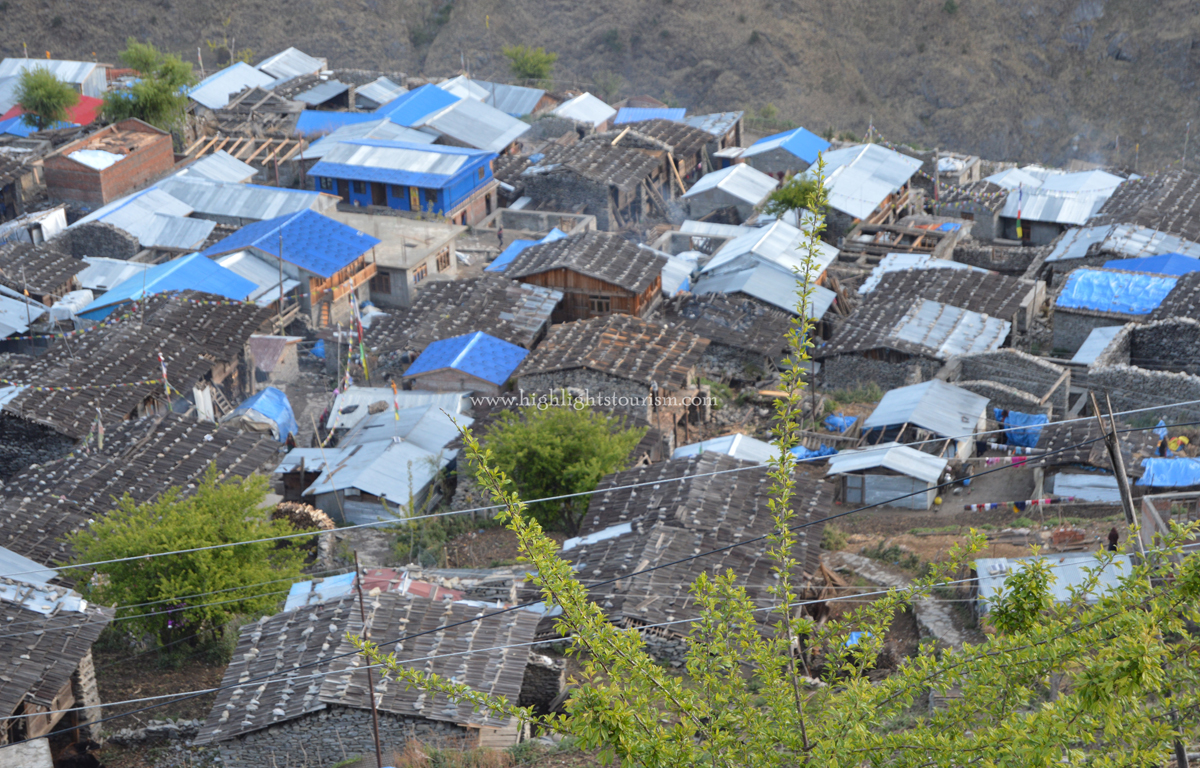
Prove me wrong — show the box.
[0,581,113,719]
[525,141,661,193]
[601,118,713,158]
[0,412,279,567]
[863,268,1037,320]
[3,291,270,438]
[0,240,85,295]
[196,592,539,744]
[1089,170,1200,241]
[1027,418,1155,476]
[364,275,562,355]
[506,231,666,294]
[939,180,1006,210]
[1151,271,1200,322]
[816,295,1008,361]
[516,314,708,390]
[662,292,792,357]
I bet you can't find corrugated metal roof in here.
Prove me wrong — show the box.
[176,150,258,183]
[804,143,922,219]
[324,387,468,430]
[1070,325,1125,364]
[295,109,380,136]
[0,76,18,115]
[862,379,989,438]
[661,251,697,295]
[0,58,99,88]
[1103,252,1200,276]
[76,257,152,293]
[189,62,276,109]
[743,126,831,165]
[692,264,836,318]
[682,164,778,206]
[403,330,528,385]
[702,219,837,279]
[0,578,88,615]
[857,253,986,294]
[672,432,776,464]
[356,76,407,108]
[156,177,331,221]
[992,168,1125,225]
[1050,472,1121,503]
[215,250,301,306]
[202,209,380,278]
[891,298,1012,356]
[294,79,349,105]
[826,442,947,483]
[71,187,215,250]
[976,553,1131,613]
[1055,267,1177,315]
[614,107,686,124]
[1048,223,1200,263]
[77,252,257,319]
[256,48,327,81]
[552,93,617,126]
[679,220,753,238]
[437,76,545,116]
[680,111,744,138]
[375,83,461,126]
[415,96,530,152]
[311,139,494,189]
[0,545,55,584]
[303,119,434,160]
[283,572,356,612]
[485,227,567,273]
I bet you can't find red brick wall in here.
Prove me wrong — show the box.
[45,122,175,206]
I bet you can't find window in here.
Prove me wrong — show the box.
[319,177,333,191]
[436,249,450,272]
[412,263,428,284]
[477,167,485,181]
[959,212,975,221]
[588,295,611,314]
[352,181,366,194]
[370,270,392,294]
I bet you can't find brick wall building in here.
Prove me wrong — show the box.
[44,119,174,208]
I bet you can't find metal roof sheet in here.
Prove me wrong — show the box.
[862,379,989,438]
[437,76,545,116]
[256,47,327,81]
[375,83,461,126]
[614,107,686,124]
[76,257,152,293]
[683,163,778,206]
[77,252,257,319]
[826,441,947,483]
[890,298,1012,356]
[672,432,776,464]
[1070,325,1125,364]
[857,253,986,294]
[0,579,88,615]
[176,150,258,183]
[189,62,276,109]
[310,139,492,188]
[702,219,837,279]
[294,79,350,105]
[0,545,55,584]
[294,109,380,136]
[415,96,530,152]
[552,93,617,126]
[303,119,434,160]
[679,220,753,238]
[356,76,407,108]
[157,176,330,221]
[215,250,301,306]
[202,209,380,278]
[283,571,357,612]
[0,76,18,115]
[485,227,567,273]
[71,187,215,250]
[403,331,528,385]
[692,264,836,318]
[976,553,1131,612]
[0,58,99,87]
[680,111,744,137]
[1050,472,1121,503]
[325,387,468,430]
[743,126,831,164]
[803,143,922,219]
[1055,267,1177,315]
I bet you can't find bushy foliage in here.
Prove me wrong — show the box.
[502,45,557,87]
[15,67,79,130]
[102,39,196,131]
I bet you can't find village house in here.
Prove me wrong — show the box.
[699,218,838,284]
[0,58,108,103]
[437,75,554,117]
[662,291,792,382]
[1051,266,1178,355]
[860,379,990,460]
[256,47,328,82]
[309,140,499,225]
[986,166,1125,246]
[188,62,278,111]
[65,186,216,257]
[826,442,949,510]
[802,143,924,241]
[551,92,618,135]
[0,204,66,246]
[516,141,664,230]
[1078,317,1200,425]
[681,163,778,221]
[1039,222,1200,285]
[411,95,532,153]
[614,107,686,125]
[1088,168,1200,243]
[680,111,745,156]
[76,251,257,321]
[515,314,710,446]
[43,118,175,208]
[0,240,83,306]
[402,331,528,395]
[937,348,1072,420]
[672,432,777,463]
[355,76,407,110]
[202,209,381,328]
[740,126,831,178]
[604,119,715,190]
[691,263,838,320]
[937,180,1008,241]
[300,119,436,166]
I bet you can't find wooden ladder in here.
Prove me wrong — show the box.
[210,386,234,417]
[642,181,669,216]
[319,302,331,328]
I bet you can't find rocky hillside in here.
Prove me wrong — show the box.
[5,0,1200,168]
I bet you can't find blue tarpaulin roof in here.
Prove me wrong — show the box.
[793,444,837,460]
[824,413,857,433]
[1137,458,1200,487]
[746,126,831,165]
[485,228,568,273]
[1103,252,1200,277]
[295,110,380,136]
[1055,268,1178,315]
[994,408,1048,448]
[229,386,298,442]
[937,222,962,232]
[614,107,687,125]
[77,252,257,320]
[201,210,380,278]
[375,83,460,126]
[402,331,528,386]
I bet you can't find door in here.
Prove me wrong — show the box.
[371,182,387,207]
[409,187,420,211]
[336,179,349,201]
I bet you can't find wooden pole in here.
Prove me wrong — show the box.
[933,147,940,216]
[1089,392,1146,558]
[353,551,385,768]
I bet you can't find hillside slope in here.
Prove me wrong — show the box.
[4,0,1199,168]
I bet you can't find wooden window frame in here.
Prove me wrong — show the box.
[412,263,428,284]
[588,295,611,314]
[370,270,392,294]
[436,249,450,272]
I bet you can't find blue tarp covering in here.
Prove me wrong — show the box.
[311,339,325,359]
[485,228,568,273]
[792,444,837,460]
[229,386,299,442]
[824,413,857,433]
[1102,252,1200,277]
[994,408,1048,448]
[295,110,379,137]
[1137,458,1200,487]
[1055,268,1178,315]
[1155,419,1169,441]
[613,107,687,124]
[403,331,528,386]
[936,222,962,232]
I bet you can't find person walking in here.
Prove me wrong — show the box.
[497,226,504,250]
[1107,526,1119,552]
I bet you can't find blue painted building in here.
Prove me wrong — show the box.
[308,140,499,225]
[402,331,528,395]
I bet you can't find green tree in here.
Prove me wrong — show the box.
[483,404,645,534]
[359,164,1200,766]
[762,173,822,219]
[66,468,312,650]
[102,39,197,131]
[502,45,557,87]
[14,67,79,131]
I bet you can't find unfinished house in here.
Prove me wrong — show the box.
[0,572,113,745]
[518,141,663,231]
[802,143,923,241]
[326,210,465,309]
[365,275,561,362]
[474,207,596,243]
[937,180,1007,241]
[402,331,528,395]
[680,111,746,155]
[682,163,778,221]
[0,240,84,305]
[1084,317,1200,424]
[1052,267,1178,355]
[194,593,542,766]
[43,118,175,208]
[838,217,960,264]
[1041,223,1200,286]
[600,118,715,190]
[555,453,830,660]
[986,166,1125,245]
[860,379,990,460]
[740,126,831,178]
[662,291,792,382]
[504,230,666,322]
[188,62,277,111]
[817,297,1012,391]
[938,348,1071,419]
[515,314,709,446]
[202,209,380,328]
[826,442,949,510]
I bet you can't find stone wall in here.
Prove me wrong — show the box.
[957,349,1069,417]
[522,173,616,231]
[1047,253,1114,286]
[71,650,102,740]
[216,706,470,768]
[1090,323,1133,367]
[952,243,1037,275]
[955,380,1050,416]
[1128,318,1200,373]
[699,344,773,385]
[518,370,655,424]
[818,353,940,392]
[1089,364,1200,423]
[519,654,565,719]
[1052,309,1135,356]
[826,209,857,244]
[0,412,76,481]
[62,221,140,260]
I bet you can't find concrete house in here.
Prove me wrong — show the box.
[202,210,381,328]
[740,127,831,178]
[504,231,666,322]
[826,442,949,510]
[1051,267,1178,355]
[860,380,990,460]
[682,163,778,221]
[402,331,528,395]
[309,139,499,225]
[44,118,175,208]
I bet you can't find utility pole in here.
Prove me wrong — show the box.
[933,147,941,216]
[277,225,285,335]
[1090,392,1146,559]
[353,552,385,768]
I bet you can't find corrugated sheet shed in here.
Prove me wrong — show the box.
[155,177,332,222]
[1090,170,1200,241]
[662,292,791,357]
[804,143,922,220]
[257,48,327,82]
[189,63,277,110]
[505,231,666,293]
[742,126,831,165]
[691,265,837,319]
[176,151,258,183]
[517,314,709,389]
[861,379,989,438]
